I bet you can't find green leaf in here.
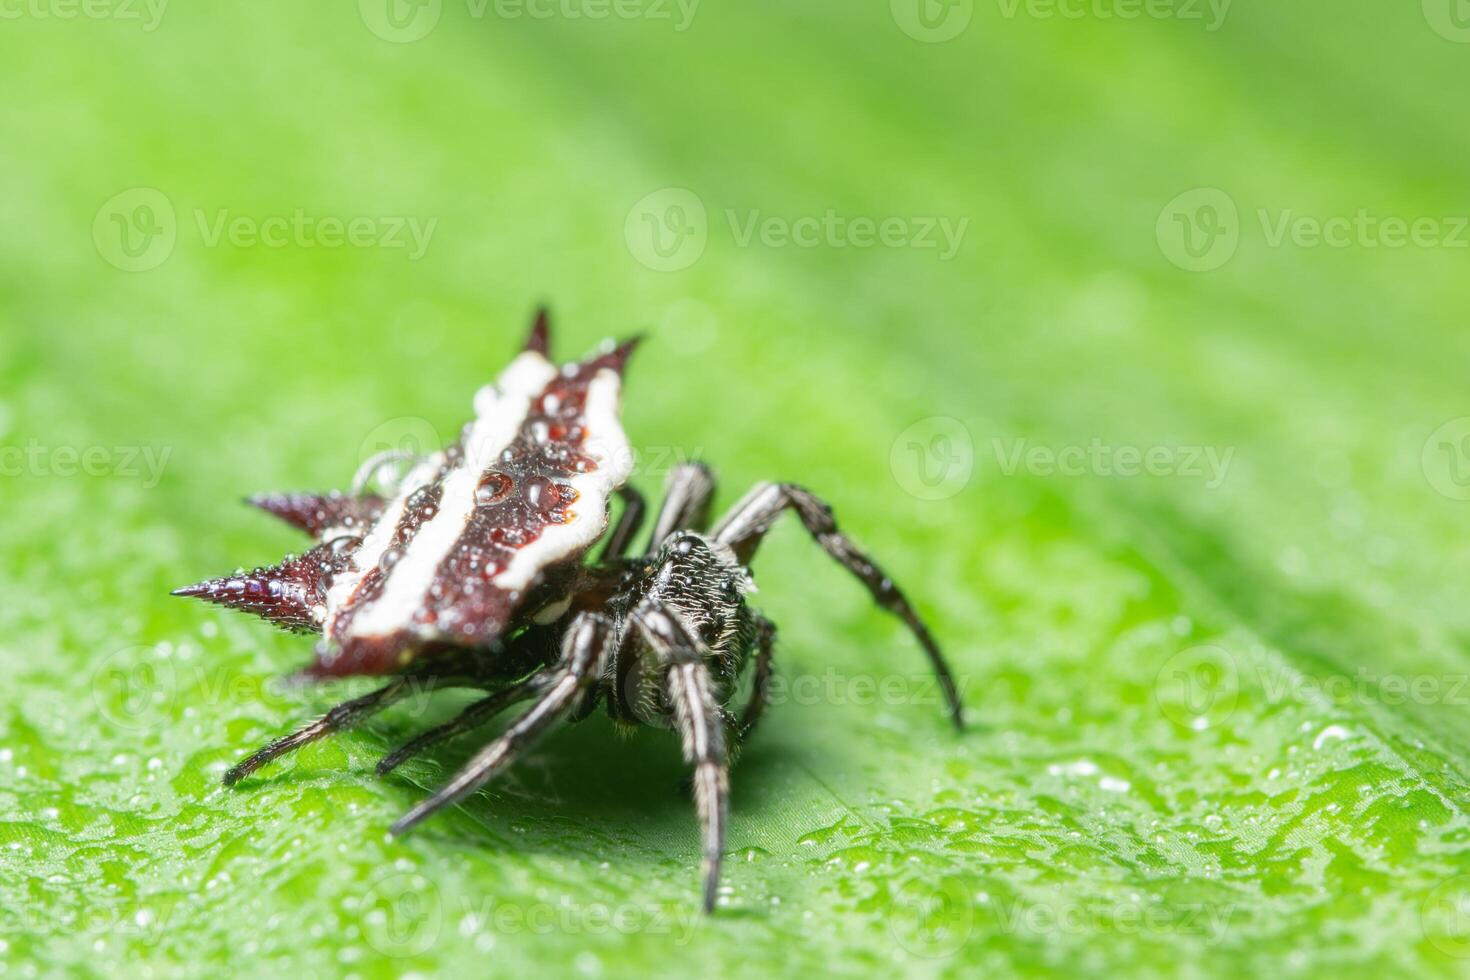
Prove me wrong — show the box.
[3,3,1470,977]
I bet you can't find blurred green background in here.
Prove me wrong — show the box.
[4,1,1470,977]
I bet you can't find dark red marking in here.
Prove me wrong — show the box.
[408,344,632,650]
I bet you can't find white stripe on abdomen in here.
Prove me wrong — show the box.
[343,351,558,641]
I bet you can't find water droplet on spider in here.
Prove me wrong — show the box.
[476,472,513,505]
[379,548,404,570]
[523,476,558,509]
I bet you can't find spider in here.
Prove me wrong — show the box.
[174,310,964,912]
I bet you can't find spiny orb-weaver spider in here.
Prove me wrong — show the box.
[175,310,963,912]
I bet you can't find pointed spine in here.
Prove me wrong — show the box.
[247,492,386,539]
[172,541,358,634]
[582,334,642,376]
[524,307,551,356]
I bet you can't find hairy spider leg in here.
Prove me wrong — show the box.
[711,483,965,730]
[599,485,647,561]
[376,681,544,776]
[222,678,416,786]
[646,462,718,553]
[220,624,564,787]
[390,613,616,835]
[631,599,730,915]
[737,616,778,741]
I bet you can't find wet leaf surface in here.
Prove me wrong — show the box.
[2,3,1470,977]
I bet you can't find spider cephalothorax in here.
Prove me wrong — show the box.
[175,310,963,912]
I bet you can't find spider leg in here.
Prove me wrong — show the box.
[390,613,615,835]
[599,485,647,561]
[738,616,777,742]
[711,483,965,730]
[376,682,542,776]
[632,600,730,914]
[223,678,414,786]
[647,462,717,553]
